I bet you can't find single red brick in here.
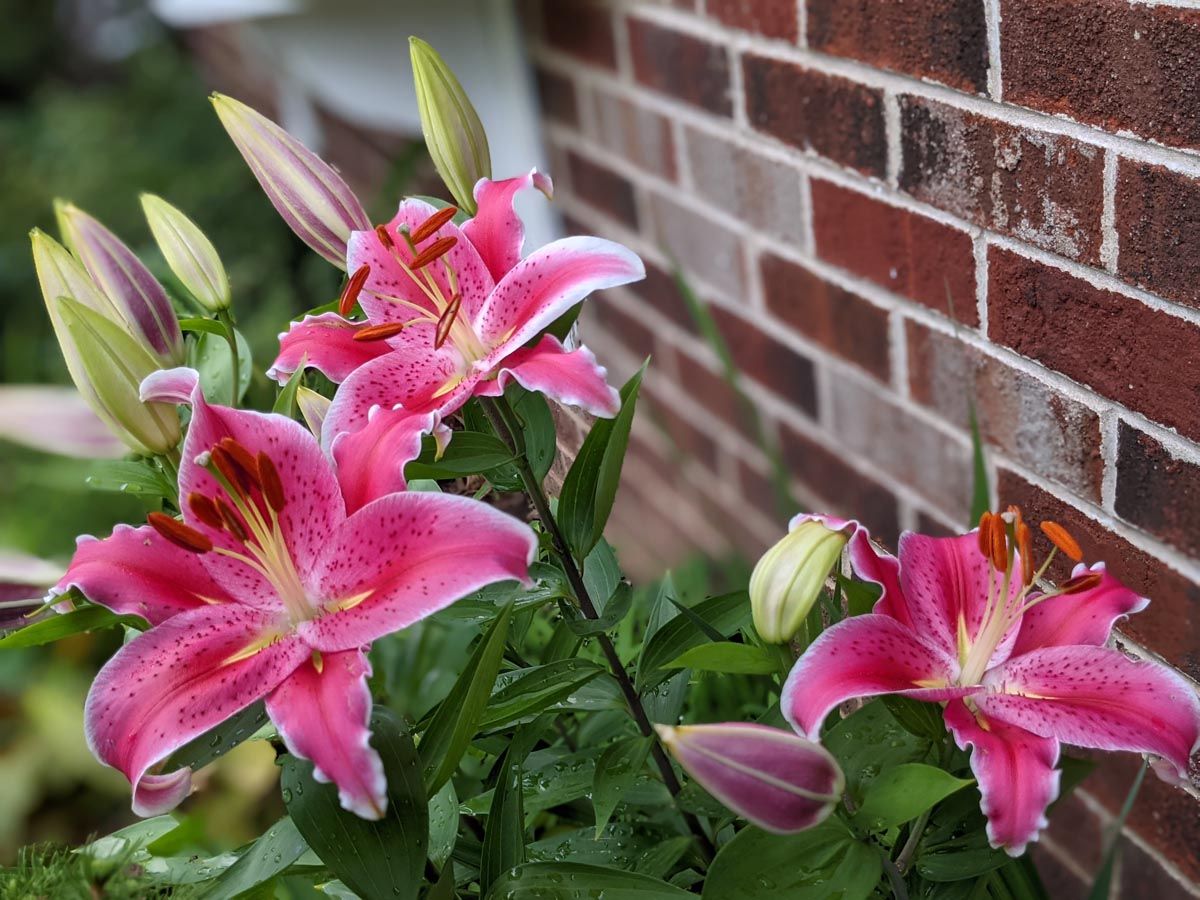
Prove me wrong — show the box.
[811,180,978,324]
[808,0,987,93]
[738,458,789,528]
[1084,754,1200,884]
[1115,422,1200,558]
[1001,0,1200,151]
[628,260,698,336]
[1116,160,1200,310]
[1029,846,1087,900]
[899,97,1104,265]
[907,321,1103,500]
[829,377,972,520]
[565,151,639,229]
[1044,792,1105,874]
[628,18,732,116]
[709,306,817,414]
[708,0,798,41]
[648,393,723,473]
[541,1,617,69]
[742,54,887,177]
[988,247,1200,442]
[1118,839,1198,900]
[779,422,901,546]
[672,347,750,430]
[760,252,891,382]
[998,469,1200,680]
[589,90,676,181]
[534,65,579,126]
[589,299,657,362]
[650,193,745,299]
[914,512,957,538]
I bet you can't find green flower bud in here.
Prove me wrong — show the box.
[141,194,231,313]
[751,520,849,644]
[409,37,491,215]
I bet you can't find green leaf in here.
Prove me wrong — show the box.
[85,459,176,498]
[479,658,603,730]
[404,431,514,480]
[969,402,990,523]
[272,364,305,417]
[853,763,972,831]
[167,701,270,771]
[281,708,427,900]
[420,604,513,794]
[515,388,557,483]
[593,736,653,837]
[702,820,874,899]
[489,862,693,898]
[480,756,526,894]
[560,582,633,636]
[881,695,948,742]
[200,816,308,900]
[190,329,252,404]
[837,574,881,620]
[823,701,931,801]
[558,365,645,557]
[663,642,776,674]
[427,861,457,900]
[428,780,458,870]
[636,591,751,692]
[178,316,226,336]
[0,604,143,649]
[1088,759,1148,900]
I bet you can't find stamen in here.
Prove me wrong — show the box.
[989,515,1008,573]
[434,294,463,349]
[256,452,287,511]
[977,512,994,558]
[187,493,224,530]
[352,322,407,342]
[374,224,394,249]
[338,264,371,317]
[216,497,250,542]
[1040,521,1082,562]
[409,206,458,244]
[1060,571,1103,594]
[148,512,212,554]
[409,236,457,270]
[219,438,262,487]
[1017,522,1034,585]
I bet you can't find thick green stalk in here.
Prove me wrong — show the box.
[216,309,240,406]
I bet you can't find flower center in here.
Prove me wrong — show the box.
[956,508,1095,685]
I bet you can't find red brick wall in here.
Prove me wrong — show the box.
[521,1,1200,895]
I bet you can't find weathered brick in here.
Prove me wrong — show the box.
[1029,846,1086,900]
[812,180,978,324]
[1085,753,1200,884]
[672,347,749,430]
[709,307,818,414]
[830,377,971,520]
[650,193,745,298]
[1118,838,1197,900]
[645,390,723,473]
[739,458,789,529]
[998,470,1200,681]
[686,128,804,245]
[565,151,638,229]
[742,54,887,177]
[1116,160,1200,310]
[779,422,901,546]
[1001,0,1200,151]
[1044,792,1106,874]
[988,247,1200,442]
[809,0,987,93]
[589,298,657,363]
[899,97,1104,264]
[589,89,676,181]
[534,65,579,126]
[628,259,697,336]
[1115,422,1200,558]
[708,0,798,42]
[760,252,891,382]
[541,1,617,69]
[907,321,1103,500]
[628,18,732,116]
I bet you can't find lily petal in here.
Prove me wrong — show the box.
[472,236,645,352]
[50,524,233,624]
[943,700,1060,856]
[897,532,1023,667]
[476,335,620,417]
[84,604,307,816]
[782,614,974,739]
[299,492,536,652]
[330,407,440,514]
[267,313,393,385]
[790,514,904,616]
[462,170,553,281]
[0,385,126,459]
[980,645,1200,781]
[1011,562,1148,655]
[266,648,386,819]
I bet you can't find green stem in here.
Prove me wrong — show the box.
[480,397,716,862]
[894,808,930,875]
[217,309,240,407]
[881,853,910,900]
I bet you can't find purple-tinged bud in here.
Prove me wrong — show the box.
[211,93,371,269]
[656,722,843,834]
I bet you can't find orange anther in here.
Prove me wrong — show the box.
[352,322,406,342]
[409,236,457,270]
[147,512,213,554]
[434,294,463,350]
[338,264,371,317]
[187,492,223,530]
[216,438,261,490]
[256,452,286,512]
[1059,571,1103,595]
[374,224,394,249]
[1040,521,1083,562]
[1017,522,1034,585]
[409,206,458,244]
[990,515,1009,573]
[215,497,249,542]
[977,512,994,559]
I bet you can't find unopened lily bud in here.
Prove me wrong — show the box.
[141,194,231,313]
[55,297,181,456]
[409,37,491,215]
[751,519,848,644]
[55,203,184,367]
[211,93,371,269]
[656,723,843,834]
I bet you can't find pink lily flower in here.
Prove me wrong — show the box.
[50,367,536,820]
[781,510,1200,855]
[267,170,644,508]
